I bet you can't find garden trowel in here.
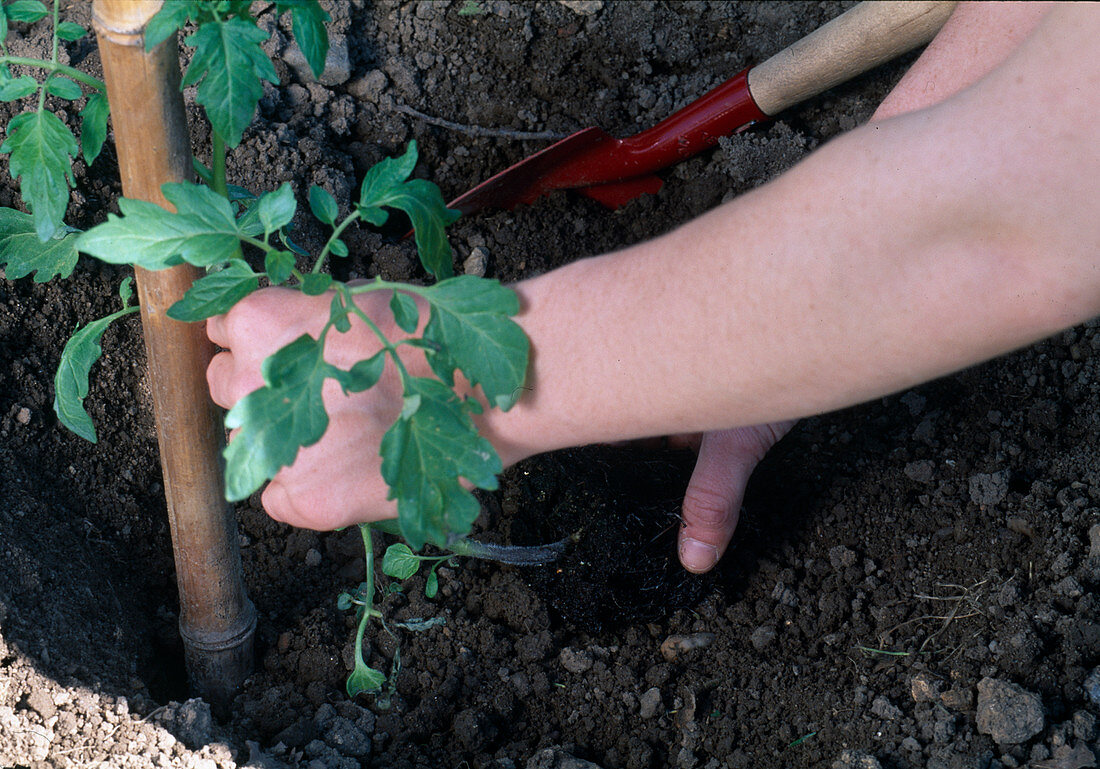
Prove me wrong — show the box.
[446,0,956,216]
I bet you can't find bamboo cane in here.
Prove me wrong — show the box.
[91,0,256,707]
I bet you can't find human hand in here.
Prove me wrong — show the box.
[676,421,794,573]
[206,286,414,530]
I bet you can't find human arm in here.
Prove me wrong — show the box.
[208,4,1099,536]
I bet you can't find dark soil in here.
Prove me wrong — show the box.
[3,2,1099,769]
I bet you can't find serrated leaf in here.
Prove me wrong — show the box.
[300,272,331,295]
[223,333,340,501]
[167,260,258,321]
[144,0,191,50]
[265,249,294,285]
[357,143,460,278]
[380,377,501,549]
[55,21,87,41]
[308,184,337,224]
[0,207,78,282]
[346,662,385,698]
[0,75,36,102]
[77,183,241,270]
[276,0,330,80]
[5,0,48,23]
[381,543,420,580]
[79,92,109,165]
[389,291,418,333]
[45,75,82,100]
[420,276,528,410]
[1,111,77,241]
[53,305,137,442]
[182,17,277,148]
[257,182,296,234]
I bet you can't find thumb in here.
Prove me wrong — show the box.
[678,430,756,573]
[677,421,795,573]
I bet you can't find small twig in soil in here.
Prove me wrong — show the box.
[394,103,569,141]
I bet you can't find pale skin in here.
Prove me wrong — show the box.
[208,3,1097,571]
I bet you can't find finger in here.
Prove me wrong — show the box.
[261,480,303,528]
[206,351,236,408]
[206,315,229,348]
[678,430,756,574]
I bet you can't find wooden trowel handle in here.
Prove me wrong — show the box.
[748,1,957,117]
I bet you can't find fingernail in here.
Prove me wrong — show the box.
[679,537,718,573]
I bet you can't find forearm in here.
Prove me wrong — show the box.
[482,4,1100,464]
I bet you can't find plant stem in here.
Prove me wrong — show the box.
[351,524,378,678]
[447,535,571,565]
[340,285,414,384]
[313,210,361,274]
[211,131,228,199]
[49,0,59,68]
[0,56,105,92]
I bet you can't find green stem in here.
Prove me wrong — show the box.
[49,0,59,67]
[447,535,571,565]
[212,131,228,200]
[0,57,105,92]
[362,524,376,607]
[339,285,414,383]
[351,524,377,676]
[313,210,361,274]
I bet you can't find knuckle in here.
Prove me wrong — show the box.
[682,485,733,528]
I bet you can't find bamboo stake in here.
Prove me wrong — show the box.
[91,0,256,706]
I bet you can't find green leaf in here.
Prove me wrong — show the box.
[420,276,528,410]
[276,0,330,80]
[329,238,348,258]
[381,543,420,580]
[380,377,501,549]
[389,291,418,333]
[53,305,138,443]
[308,184,337,224]
[458,0,487,15]
[144,1,191,51]
[77,183,241,270]
[44,75,82,100]
[4,1,48,23]
[300,272,331,295]
[357,143,460,279]
[425,568,439,598]
[336,592,353,611]
[182,17,278,148]
[0,207,78,282]
[328,291,350,332]
[265,249,294,285]
[1,111,78,241]
[346,661,386,698]
[55,21,87,41]
[0,75,36,102]
[223,333,342,501]
[257,182,296,234]
[0,9,8,40]
[79,92,109,165]
[167,260,258,321]
[119,276,134,306]
[344,352,385,392]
